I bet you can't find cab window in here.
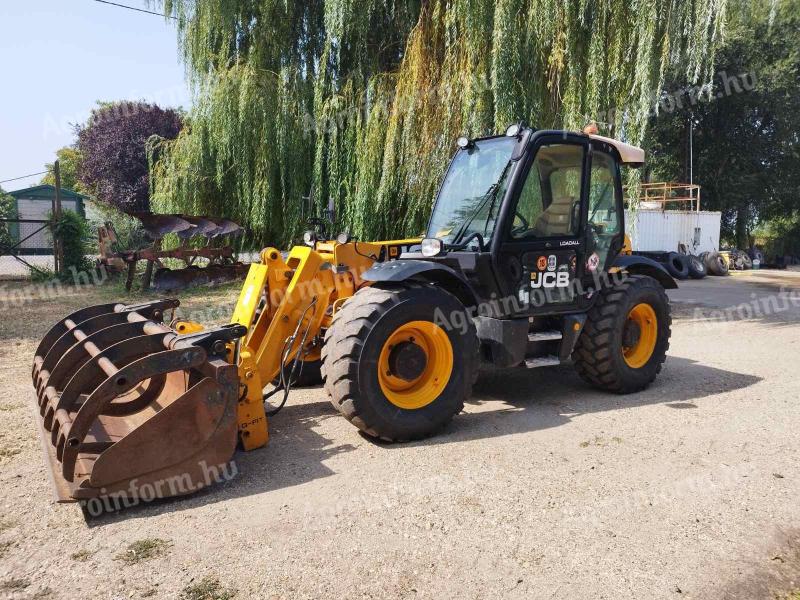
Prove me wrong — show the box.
[510,144,585,239]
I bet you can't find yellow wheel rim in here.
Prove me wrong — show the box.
[622,303,658,368]
[378,321,453,410]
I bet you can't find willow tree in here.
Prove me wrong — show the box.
[151,0,727,247]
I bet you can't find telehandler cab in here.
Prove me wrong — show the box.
[32,125,675,504]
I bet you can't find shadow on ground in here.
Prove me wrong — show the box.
[85,355,761,524]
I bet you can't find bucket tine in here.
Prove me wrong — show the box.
[34,300,177,380]
[45,333,174,435]
[37,321,152,410]
[33,303,120,377]
[31,300,246,505]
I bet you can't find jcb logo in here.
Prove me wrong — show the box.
[531,271,570,289]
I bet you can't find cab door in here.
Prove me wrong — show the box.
[492,133,591,316]
[584,140,625,275]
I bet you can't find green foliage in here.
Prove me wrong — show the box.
[0,187,15,248]
[755,215,800,258]
[41,147,87,195]
[151,0,727,247]
[645,0,800,249]
[53,210,92,278]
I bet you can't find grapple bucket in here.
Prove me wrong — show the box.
[31,300,246,504]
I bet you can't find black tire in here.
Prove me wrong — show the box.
[663,252,690,280]
[572,274,672,393]
[322,283,477,442]
[705,251,729,276]
[740,252,753,270]
[687,255,707,279]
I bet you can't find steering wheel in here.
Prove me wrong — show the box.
[586,222,605,252]
[511,211,529,236]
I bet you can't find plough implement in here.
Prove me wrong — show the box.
[33,126,676,508]
[97,214,248,292]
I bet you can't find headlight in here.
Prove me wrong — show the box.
[420,238,444,257]
[336,232,351,244]
[456,136,473,150]
[302,230,317,247]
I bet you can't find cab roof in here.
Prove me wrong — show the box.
[587,134,645,166]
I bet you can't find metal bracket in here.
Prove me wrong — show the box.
[173,324,248,358]
[118,299,180,322]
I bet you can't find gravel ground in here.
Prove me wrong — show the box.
[0,271,799,599]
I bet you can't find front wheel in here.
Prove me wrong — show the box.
[322,283,477,441]
[572,274,671,393]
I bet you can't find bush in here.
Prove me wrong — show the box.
[0,190,16,248]
[53,210,92,279]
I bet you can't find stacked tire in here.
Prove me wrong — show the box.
[635,250,715,279]
[686,254,707,279]
[663,252,690,280]
[701,251,729,276]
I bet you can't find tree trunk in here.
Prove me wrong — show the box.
[735,204,749,249]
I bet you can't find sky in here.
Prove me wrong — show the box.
[0,0,190,192]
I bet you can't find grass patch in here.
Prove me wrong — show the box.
[115,538,171,565]
[0,448,21,459]
[181,577,237,600]
[70,549,93,562]
[0,578,30,591]
[0,541,14,558]
[0,404,16,412]
[0,519,14,532]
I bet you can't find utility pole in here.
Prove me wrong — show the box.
[688,111,693,187]
[53,160,63,275]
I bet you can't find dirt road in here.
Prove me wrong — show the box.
[1,271,799,599]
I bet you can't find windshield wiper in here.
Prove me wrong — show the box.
[449,161,512,250]
[449,184,497,247]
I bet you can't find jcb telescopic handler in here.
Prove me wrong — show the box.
[32,125,675,504]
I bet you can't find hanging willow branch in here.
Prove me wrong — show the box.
[150,0,727,247]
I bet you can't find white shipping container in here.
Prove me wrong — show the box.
[625,209,721,255]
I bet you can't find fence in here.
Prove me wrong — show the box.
[0,217,57,279]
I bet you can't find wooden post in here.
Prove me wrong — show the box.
[53,160,64,275]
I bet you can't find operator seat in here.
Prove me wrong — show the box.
[533,196,576,236]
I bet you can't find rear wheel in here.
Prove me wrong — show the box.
[322,284,477,441]
[572,274,671,393]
